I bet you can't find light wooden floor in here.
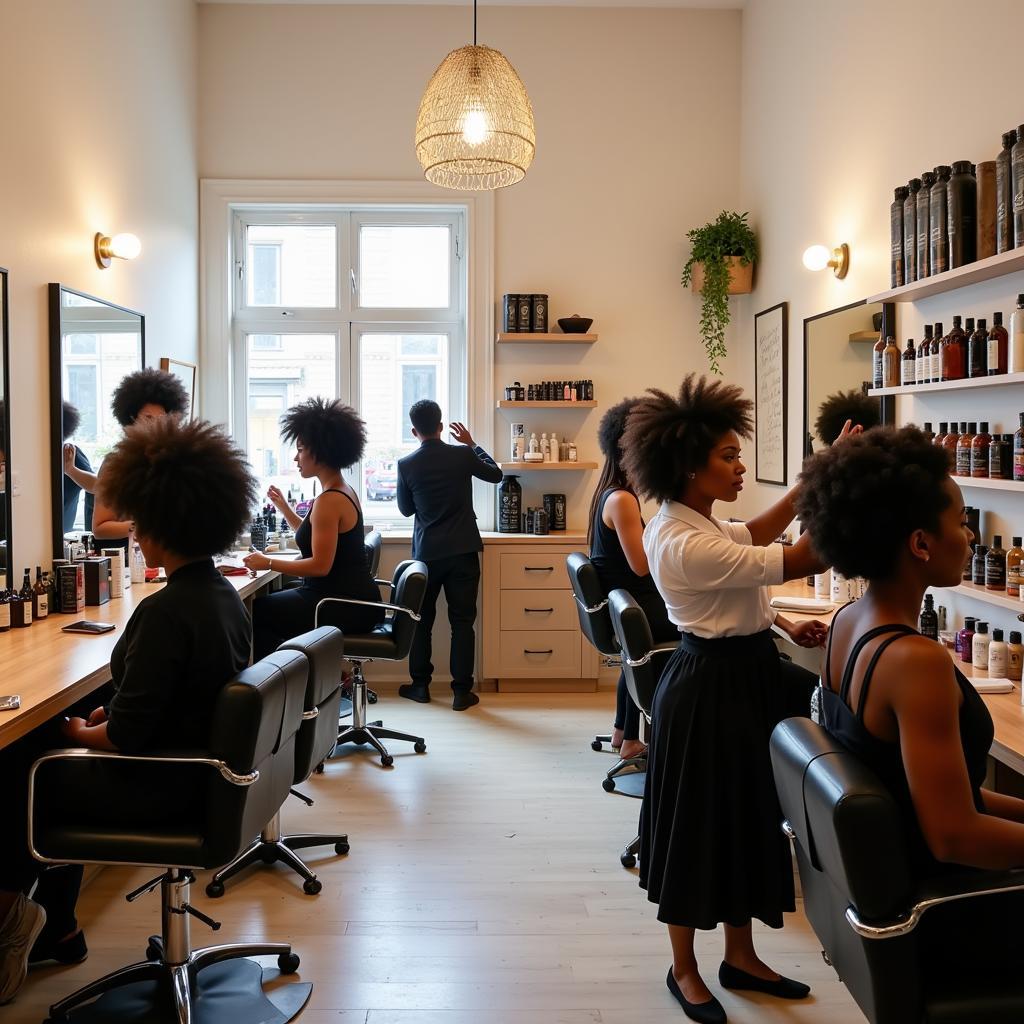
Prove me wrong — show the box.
[13,693,866,1023]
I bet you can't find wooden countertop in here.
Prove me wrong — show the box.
[0,567,278,749]
[377,530,588,546]
[771,579,1024,774]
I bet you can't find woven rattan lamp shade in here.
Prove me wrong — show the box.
[415,44,535,191]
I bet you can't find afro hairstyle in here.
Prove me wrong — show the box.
[111,368,189,427]
[814,388,881,446]
[98,417,256,558]
[597,396,642,462]
[62,400,81,442]
[796,425,954,581]
[621,374,754,503]
[280,397,366,470]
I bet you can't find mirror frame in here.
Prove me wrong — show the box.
[803,298,896,457]
[48,284,145,558]
[0,268,11,589]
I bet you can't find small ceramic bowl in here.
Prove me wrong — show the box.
[557,315,593,334]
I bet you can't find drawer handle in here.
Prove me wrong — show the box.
[524,566,554,572]
[524,607,554,613]
[524,648,554,655]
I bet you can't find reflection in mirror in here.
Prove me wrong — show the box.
[0,268,10,588]
[803,300,894,457]
[49,285,144,557]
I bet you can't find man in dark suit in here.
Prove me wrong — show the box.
[397,399,503,710]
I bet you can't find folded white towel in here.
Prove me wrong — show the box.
[970,678,1014,694]
[769,596,834,614]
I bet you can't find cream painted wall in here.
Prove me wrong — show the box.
[1,0,199,574]
[198,2,743,532]
[735,0,1024,521]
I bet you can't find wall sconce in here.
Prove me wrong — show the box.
[802,243,849,279]
[94,232,141,269]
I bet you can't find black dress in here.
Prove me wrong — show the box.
[252,489,384,659]
[589,488,677,739]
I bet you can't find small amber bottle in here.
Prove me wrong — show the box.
[941,421,961,471]
[970,421,992,477]
[956,422,977,477]
[968,318,988,378]
[882,336,901,388]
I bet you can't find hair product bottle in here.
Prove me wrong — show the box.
[891,186,908,287]
[932,322,945,382]
[916,324,933,383]
[900,339,916,385]
[989,629,1009,677]
[959,616,977,662]
[919,594,938,640]
[986,534,1006,590]
[1012,125,1024,247]
[921,421,935,443]
[1010,296,1024,373]
[997,131,1017,253]
[903,179,920,282]
[968,318,988,378]
[942,316,966,381]
[882,336,901,388]
[1008,631,1024,681]
[976,160,998,260]
[930,166,952,275]
[934,422,948,448]
[872,330,885,389]
[972,621,991,669]
[916,170,935,277]
[988,312,1009,375]
[941,419,959,471]
[972,544,988,586]
[947,161,977,268]
[0,588,9,633]
[957,423,977,477]
[814,569,831,600]
[1014,413,1024,481]
[1006,537,1024,597]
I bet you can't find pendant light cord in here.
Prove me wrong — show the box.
[473,0,477,46]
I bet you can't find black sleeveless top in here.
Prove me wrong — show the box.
[820,608,994,874]
[295,488,379,602]
[589,488,660,601]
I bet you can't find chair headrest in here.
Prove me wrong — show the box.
[770,717,915,921]
[278,626,344,707]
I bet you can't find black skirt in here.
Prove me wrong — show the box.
[639,630,815,930]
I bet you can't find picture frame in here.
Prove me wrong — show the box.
[754,302,788,486]
[160,357,197,420]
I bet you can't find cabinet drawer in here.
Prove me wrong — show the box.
[499,590,577,631]
[497,631,581,677]
[499,553,567,590]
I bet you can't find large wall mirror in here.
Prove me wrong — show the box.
[49,285,144,557]
[803,299,895,457]
[0,268,11,587]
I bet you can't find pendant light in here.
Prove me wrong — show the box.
[415,0,535,191]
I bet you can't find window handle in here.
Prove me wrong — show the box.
[350,268,357,296]
[281,310,294,317]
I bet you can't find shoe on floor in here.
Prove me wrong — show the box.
[29,927,88,966]
[666,967,726,1023]
[399,684,431,703]
[0,895,46,1004]
[718,960,810,999]
[452,691,480,711]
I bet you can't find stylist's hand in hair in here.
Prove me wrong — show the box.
[449,422,475,447]
[833,418,864,444]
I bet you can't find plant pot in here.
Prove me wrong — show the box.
[690,256,754,295]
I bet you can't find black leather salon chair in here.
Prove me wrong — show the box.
[206,626,348,898]
[565,553,631,770]
[28,649,312,1024]
[317,559,428,767]
[608,588,677,869]
[771,716,1024,1024]
[360,530,384,706]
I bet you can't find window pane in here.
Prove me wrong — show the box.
[247,333,336,497]
[246,225,336,307]
[359,333,448,513]
[358,225,450,308]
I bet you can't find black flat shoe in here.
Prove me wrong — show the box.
[718,960,810,1000]
[398,684,431,704]
[666,968,726,1023]
[29,929,88,966]
[452,691,480,712]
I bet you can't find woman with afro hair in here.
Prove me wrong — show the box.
[798,426,1023,976]
[245,397,383,659]
[622,374,847,1023]
[588,397,679,760]
[0,418,255,1004]
[90,367,190,545]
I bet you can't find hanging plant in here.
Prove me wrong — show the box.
[680,211,758,374]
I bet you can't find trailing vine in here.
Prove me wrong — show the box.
[680,211,758,375]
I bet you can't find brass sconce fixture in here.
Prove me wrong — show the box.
[802,243,849,279]
[95,232,141,269]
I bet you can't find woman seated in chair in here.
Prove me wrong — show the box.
[588,398,679,760]
[245,397,383,660]
[798,427,1024,967]
[0,418,255,1005]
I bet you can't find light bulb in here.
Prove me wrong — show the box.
[461,107,490,146]
[802,245,831,272]
[109,233,141,260]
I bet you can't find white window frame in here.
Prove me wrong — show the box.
[200,179,495,528]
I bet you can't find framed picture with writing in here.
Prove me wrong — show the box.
[160,357,197,421]
[754,302,788,486]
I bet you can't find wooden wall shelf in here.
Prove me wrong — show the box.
[932,581,1024,615]
[849,330,878,342]
[496,400,597,409]
[867,247,1024,304]
[868,371,1024,397]
[496,332,597,344]
[956,477,1023,493]
[498,461,597,472]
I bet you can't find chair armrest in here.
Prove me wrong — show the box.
[573,593,609,615]
[314,595,421,626]
[623,642,679,669]
[845,866,1024,940]
[373,577,391,588]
